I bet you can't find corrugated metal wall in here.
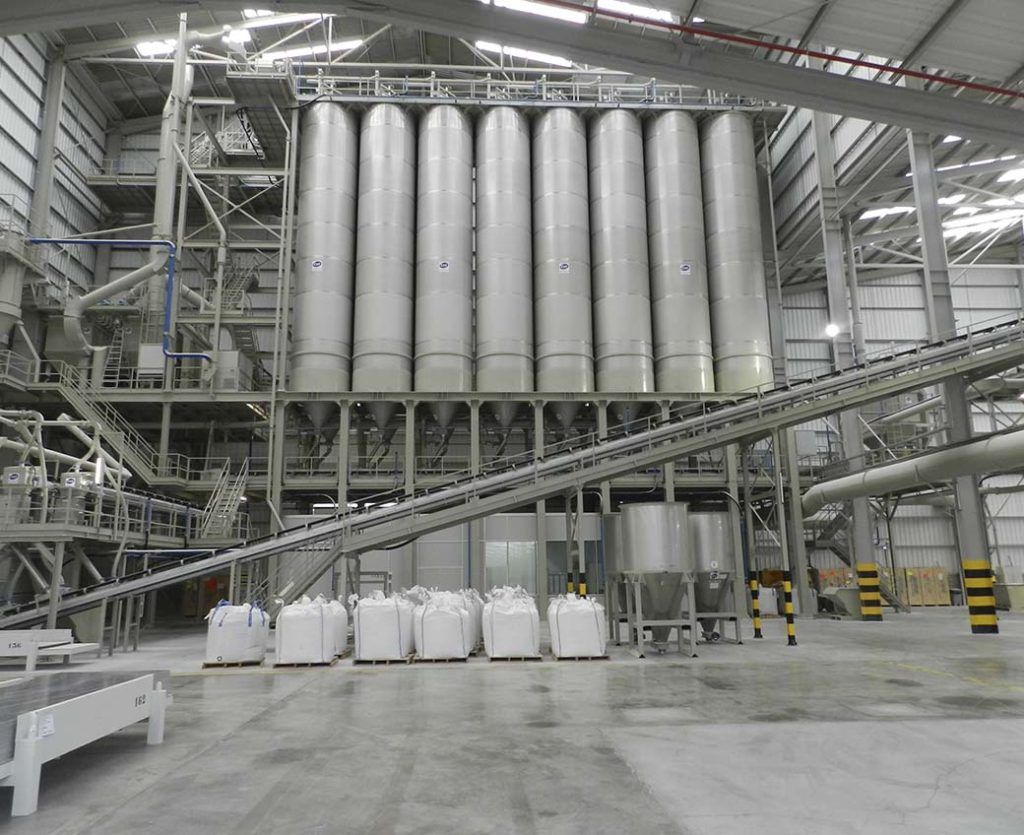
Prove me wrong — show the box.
[0,36,106,292]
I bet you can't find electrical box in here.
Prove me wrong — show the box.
[137,343,165,379]
[3,465,45,487]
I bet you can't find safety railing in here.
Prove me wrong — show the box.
[297,72,771,110]
[0,349,37,387]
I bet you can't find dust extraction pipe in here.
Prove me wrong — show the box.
[803,427,1024,515]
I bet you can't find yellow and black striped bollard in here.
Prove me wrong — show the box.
[781,570,797,646]
[578,570,587,598]
[963,559,998,634]
[856,563,883,621]
[748,574,763,639]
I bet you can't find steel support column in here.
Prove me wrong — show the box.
[534,402,548,610]
[28,52,66,238]
[908,130,992,621]
[814,107,877,608]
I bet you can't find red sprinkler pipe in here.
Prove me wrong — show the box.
[529,0,1024,101]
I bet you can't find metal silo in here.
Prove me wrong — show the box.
[351,104,416,429]
[689,511,737,634]
[476,107,534,429]
[645,111,715,393]
[701,111,774,393]
[414,105,474,429]
[589,110,655,418]
[290,102,358,431]
[533,108,594,429]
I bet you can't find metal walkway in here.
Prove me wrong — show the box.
[3,317,1022,627]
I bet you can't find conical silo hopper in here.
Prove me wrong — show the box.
[621,502,690,643]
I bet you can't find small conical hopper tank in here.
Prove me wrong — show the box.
[690,512,735,630]
[620,502,690,642]
[366,402,398,432]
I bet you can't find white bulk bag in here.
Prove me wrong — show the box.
[205,601,269,664]
[547,595,607,658]
[483,587,540,658]
[460,589,484,650]
[275,595,334,664]
[327,599,349,656]
[413,594,474,660]
[352,592,415,661]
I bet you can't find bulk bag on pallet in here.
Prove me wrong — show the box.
[461,589,484,650]
[205,601,269,664]
[352,591,415,661]
[548,595,608,658]
[483,586,540,658]
[327,599,349,657]
[413,593,475,660]
[275,595,334,664]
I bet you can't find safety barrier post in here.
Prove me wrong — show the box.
[748,574,763,639]
[782,571,797,646]
[963,559,998,634]
[857,562,883,621]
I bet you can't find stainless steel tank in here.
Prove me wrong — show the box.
[700,112,774,393]
[476,107,534,429]
[290,102,358,430]
[621,502,689,641]
[351,103,416,429]
[602,513,626,612]
[415,105,473,429]
[532,108,594,429]
[589,110,655,409]
[645,111,715,393]
[689,511,736,629]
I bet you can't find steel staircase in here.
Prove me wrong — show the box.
[54,363,161,483]
[4,317,1023,627]
[199,460,250,540]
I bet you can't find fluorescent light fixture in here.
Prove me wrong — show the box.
[824,323,841,338]
[998,167,1024,184]
[596,0,677,24]
[692,16,705,22]
[311,502,337,510]
[136,39,177,57]
[241,11,328,29]
[223,28,252,44]
[258,39,363,63]
[859,205,915,221]
[942,135,963,143]
[478,0,588,24]
[475,39,573,67]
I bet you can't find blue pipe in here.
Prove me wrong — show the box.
[26,237,212,362]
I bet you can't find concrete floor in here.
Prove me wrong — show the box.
[2,610,1024,834]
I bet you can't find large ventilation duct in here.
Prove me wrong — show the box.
[803,427,1024,516]
[0,258,24,337]
[701,112,774,393]
[290,102,358,431]
[533,108,594,429]
[476,107,534,429]
[351,103,416,430]
[589,110,655,421]
[414,105,473,429]
[645,111,715,393]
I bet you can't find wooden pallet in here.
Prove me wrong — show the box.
[353,655,414,666]
[273,657,338,668]
[413,656,469,663]
[552,655,610,661]
[201,659,264,669]
[488,656,543,662]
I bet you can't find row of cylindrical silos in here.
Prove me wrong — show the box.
[289,102,774,430]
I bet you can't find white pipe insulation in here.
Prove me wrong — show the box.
[803,427,1024,516]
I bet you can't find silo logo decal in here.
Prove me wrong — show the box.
[438,259,451,272]
[311,258,324,272]
[679,262,692,275]
[558,260,571,273]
